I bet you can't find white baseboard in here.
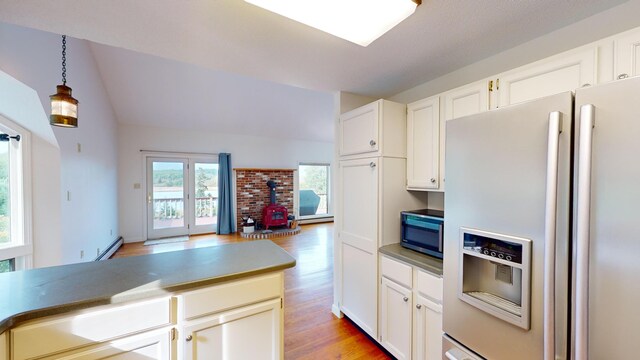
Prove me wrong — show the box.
[299,216,334,225]
[331,303,343,318]
[95,237,124,261]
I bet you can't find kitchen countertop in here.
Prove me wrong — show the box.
[0,240,296,334]
[379,243,443,276]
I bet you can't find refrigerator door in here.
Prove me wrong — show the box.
[573,76,640,360]
[443,92,573,360]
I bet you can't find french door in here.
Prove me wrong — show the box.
[146,157,218,239]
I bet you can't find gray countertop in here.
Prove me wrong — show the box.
[0,240,296,334]
[379,244,443,276]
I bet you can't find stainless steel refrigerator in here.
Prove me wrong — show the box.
[442,76,640,360]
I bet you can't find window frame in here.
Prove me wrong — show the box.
[297,162,331,220]
[0,115,32,271]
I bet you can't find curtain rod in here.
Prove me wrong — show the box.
[139,149,218,156]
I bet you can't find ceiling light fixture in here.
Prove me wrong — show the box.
[245,0,421,47]
[50,35,78,128]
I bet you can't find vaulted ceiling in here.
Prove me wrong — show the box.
[0,0,635,142]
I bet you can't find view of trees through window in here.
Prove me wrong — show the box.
[299,164,329,217]
[0,259,14,273]
[0,138,10,245]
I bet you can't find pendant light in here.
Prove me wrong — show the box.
[50,35,78,128]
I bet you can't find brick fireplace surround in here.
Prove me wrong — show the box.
[234,168,295,232]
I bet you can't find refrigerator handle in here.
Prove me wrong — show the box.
[575,104,595,360]
[543,111,562,360]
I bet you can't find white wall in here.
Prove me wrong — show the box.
[0,22,119,265]
[118,123,334,242]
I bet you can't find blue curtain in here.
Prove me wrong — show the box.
[216,153,236,234]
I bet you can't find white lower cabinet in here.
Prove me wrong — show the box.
[414,295,442,360]
[380,277,412,360]
[182,299,281,360]
[379,254,443,360]
[49,329,173,360]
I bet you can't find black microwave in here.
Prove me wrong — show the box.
[400,209,444,259]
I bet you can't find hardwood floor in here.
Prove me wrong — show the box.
[111,223,391,359]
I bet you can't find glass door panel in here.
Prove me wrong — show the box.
[190,161,219,234]
[147,158,188,239]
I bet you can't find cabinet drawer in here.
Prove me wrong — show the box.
[416,269,443,303]
[11,297,172,360]
[180,272,282,320]
[380,255,412,289]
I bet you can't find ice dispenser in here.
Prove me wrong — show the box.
[458,227,531,329]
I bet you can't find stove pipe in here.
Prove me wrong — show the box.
[266,180,277,205]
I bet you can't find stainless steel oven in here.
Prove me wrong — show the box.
[400,209,444,258]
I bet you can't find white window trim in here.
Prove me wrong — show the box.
[297,162,332,220]
[0,115,33,270]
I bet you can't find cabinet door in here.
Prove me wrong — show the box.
[614,29,640,79]
[407,96,440,190]
[340,101,379,157]
[339,158,379,338]
[52,330,172,360]
[443,81,490,121]
[183,299,281,360]
[498,48,596,107]
[380,278,412,360]
[414,295,443,360]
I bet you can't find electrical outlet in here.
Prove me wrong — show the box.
[77,143,81,153]
[110,229,113,236]
[67,191,71,201]
[80,250,84,259]
[97,248,100,257]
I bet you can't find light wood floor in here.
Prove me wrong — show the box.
[111,223,391,359]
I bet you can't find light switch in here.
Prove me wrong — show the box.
[77,143,81,153]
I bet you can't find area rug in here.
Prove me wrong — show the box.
[143,236,189,246]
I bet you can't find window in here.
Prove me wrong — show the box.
[0,115,31,272]
[298,164,330,218]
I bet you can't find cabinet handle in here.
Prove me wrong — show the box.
[186,335,193,342]
[430,178,436,183]
[581,83,591,87]
[369,162,376,168]
[416,304,422,309]
[403,296,409,302]
[618,73,629,80]
[369,139,376,146]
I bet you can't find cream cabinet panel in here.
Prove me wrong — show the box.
[0,332,6,360]
[443,81,490,121]
[498,48,596,107]
[380,278,412,360]
[414,295,443,360]
[339,100,406,159]
[50,330,172,360]
[341,242,377,339]
[183,299,281,360]
[614,29,640,79]
[340,101,379,156]
[407,96,440,190]
[339,158,378,254]
[11,297,172,360]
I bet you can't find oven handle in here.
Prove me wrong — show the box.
[438,223,444,253]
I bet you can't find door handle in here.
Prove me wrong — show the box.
[147,193,152,204]
[575,104,595,360]
[543,111,562,360]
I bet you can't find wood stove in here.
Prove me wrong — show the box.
[262,180,288,230]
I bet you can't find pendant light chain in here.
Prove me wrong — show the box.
[61,35,67,85]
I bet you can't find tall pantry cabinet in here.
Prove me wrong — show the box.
[336,99,427,340]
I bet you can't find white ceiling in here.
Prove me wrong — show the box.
[0,0,633,142]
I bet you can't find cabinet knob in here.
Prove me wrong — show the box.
[416,304,422,309]
[369,162,376,168]
[186,335,193,342]
[618,73,629,80]
[403,296,409,302]
[369,140,376,146]
[430,178,436,183]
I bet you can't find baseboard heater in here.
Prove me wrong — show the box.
[95,236,124,261]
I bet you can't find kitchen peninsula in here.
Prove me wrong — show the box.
[0,240,295,360]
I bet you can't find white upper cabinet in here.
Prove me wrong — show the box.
[497,48,597,107]
[407,96,440,190]
[443,80,490,121]
[339,99,406,159]
[614,28,640,79]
